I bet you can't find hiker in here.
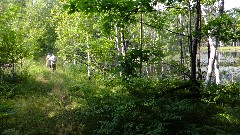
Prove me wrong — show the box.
[49,54,57,72]
[46,53,51,68]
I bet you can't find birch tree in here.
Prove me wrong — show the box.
[86,28,91,80]
[214,0,224,84]
[203,0,224,84]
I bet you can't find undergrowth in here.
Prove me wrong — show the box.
[0,59,240,134]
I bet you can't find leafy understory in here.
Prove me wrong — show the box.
[1,60,240,135]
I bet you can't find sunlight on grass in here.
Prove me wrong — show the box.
[48,111,56,118]
[218,113,239,124]
[11,59,87,124]
[2,59,240,134]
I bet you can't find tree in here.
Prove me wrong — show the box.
[21,0,58,58]
[0,1,24,65]
[204,0,224,84]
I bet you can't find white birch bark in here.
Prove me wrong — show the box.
[202,6,215,84]
[179,14,186,65]
[205,37,217,83]
[120,27,126,56]
[140,13,143,76]
[115,25,120,56]
[214,0,224,84]
[86,30,91,80]
[73,54,76,65]
[115,24,122,76]
[214,53,220,84]
[73,39,77,65]
[202,0,224,84]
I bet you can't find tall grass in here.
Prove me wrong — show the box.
[1,59,240,134]
[0,59,90,134]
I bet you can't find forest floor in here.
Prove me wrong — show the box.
[1,59,240,134]
[1,60,94,134]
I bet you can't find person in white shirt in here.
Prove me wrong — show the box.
[49,54,57,72]
[46,53,52,68]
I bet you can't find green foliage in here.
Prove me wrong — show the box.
[0,60,240,134]
[202,11,240,43]
[1,0,240,134]
[119,48,150,77]
[22,0,58,57]
[90,37,117,73]
[0,0,59,62]
[0,1,23,64]
[204,83,240,106]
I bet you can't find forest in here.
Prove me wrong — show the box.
[1,0,240,134]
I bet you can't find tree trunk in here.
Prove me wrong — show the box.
[203,1,224,84]
[73,38,77,65]
[121,27,126,56]
[188,1,193,79]
[214,0,224,84]
[205,36,216,83]
[139,12,143,77]
[191,0,201,80]
[115,24,120,56]
[179,14,185,66]
[86,30,91,80]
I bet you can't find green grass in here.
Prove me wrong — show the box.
[0,59,93,134]
[1,59,240,134]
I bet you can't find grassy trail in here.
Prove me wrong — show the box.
[1,60,91,134]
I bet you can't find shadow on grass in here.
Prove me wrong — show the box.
[38,80,240,135]
[19,93,238,135]
[1,62,240,134]
[1,62,92,134]
[2,82,240,134]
